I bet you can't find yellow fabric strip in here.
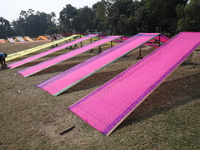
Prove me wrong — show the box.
[6,35,79,61]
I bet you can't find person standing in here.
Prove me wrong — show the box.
[53,33,58,47]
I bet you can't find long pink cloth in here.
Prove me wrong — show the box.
[37,33,159,96]
[8,35,97,69]
[18,36,121,77]
[145,35,170,47]
[148,34,170,43]
[68,32,200,135]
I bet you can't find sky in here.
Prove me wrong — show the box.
[0,0,100,22]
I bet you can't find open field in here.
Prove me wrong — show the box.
[0,40,200,150]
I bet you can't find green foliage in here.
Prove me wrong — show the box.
[74,6,96,33]
[93,0,112,32]
[12,9,57,37]
[0,0,199,37]
[59,4,78,33]
[177,0,200,31]
[0,17,14,38]
[45,26,59,35]
[59,5,97,33]
[108,0,135,34]
[142,0,188,35]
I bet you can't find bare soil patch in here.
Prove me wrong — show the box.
[0,41,200,150]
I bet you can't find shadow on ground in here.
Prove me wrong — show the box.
[117,72,200,129]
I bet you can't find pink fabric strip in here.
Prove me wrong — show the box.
[18,36,121,77]
[100,35,169,43]
[99,35,129,42]
[37,33,159,96]
[144,35,170,47]
[148,34,170,43]
[8,35,97,69]
[68,32,200,135]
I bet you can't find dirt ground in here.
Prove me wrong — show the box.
[0,39,200,150]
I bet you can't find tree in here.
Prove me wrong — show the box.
[73,6,96,33]
[93,0,112,33]
[107,0,130,35]
[177,0,200,31]
[142,0,188,35]
[92,0,147,35]
[12,9,57,36]
[0,17,14,38]
[3,0,199,38]
[59,4,77,33]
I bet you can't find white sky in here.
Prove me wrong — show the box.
[0,0,100,22]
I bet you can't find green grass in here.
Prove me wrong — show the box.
[0,41,200,150]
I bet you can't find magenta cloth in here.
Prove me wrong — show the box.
[148,34,170,43]
[18,36,121,77]
[99,35,129,42]
[37,33,159,96]
[145,34,170,47]
[8,34,97,69]
[68,32,200,135]
[102,34,169,47]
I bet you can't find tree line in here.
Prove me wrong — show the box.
[0,0,199,39]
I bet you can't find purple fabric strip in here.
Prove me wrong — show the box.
[8,34,97,69]
[37,33,159,95]
[68,32,200,135]
[18,36,121,77]
[102,40,200,135]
